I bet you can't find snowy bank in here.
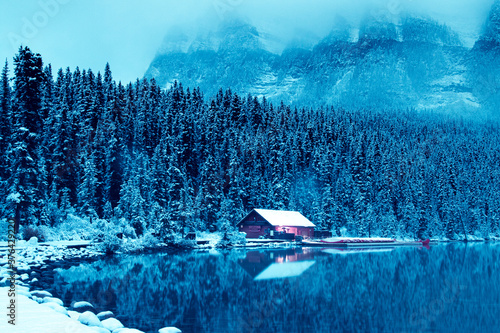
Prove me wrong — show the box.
[0,288,98,332]
[0,238,182,332]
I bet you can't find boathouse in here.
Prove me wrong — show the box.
[236,209,315,239]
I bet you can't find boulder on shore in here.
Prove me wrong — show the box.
[97,311,115,320]
[101,317,124,331]
[78,311,103,327]
[31,290,53,298]
[73,300,96,313]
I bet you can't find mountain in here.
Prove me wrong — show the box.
[468,0,500,110]
[145,3,500,115]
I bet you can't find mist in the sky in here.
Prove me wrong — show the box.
[203,0,494,51]
[0,0,495,83]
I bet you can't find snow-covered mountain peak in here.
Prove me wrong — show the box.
[145,11,500,115]
[156,16,289,56]
[216,19,262,52]
[358,16,399,42]
[399,16,462,46]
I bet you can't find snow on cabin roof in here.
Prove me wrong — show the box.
[253,209,316,227]
[254,260,316,280]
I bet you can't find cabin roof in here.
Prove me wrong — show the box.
[239,208,316,227]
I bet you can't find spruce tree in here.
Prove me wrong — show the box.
[8,46,45,226]
[0,60,11,181]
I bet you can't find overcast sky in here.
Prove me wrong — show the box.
[0,0,494,84]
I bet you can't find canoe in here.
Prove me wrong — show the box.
[302,238,430,248]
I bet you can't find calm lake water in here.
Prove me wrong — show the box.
[48,243,500,333]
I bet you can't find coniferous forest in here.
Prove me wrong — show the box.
[2,46,500,240]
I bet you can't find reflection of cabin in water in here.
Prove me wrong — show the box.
[237,209,315,239]
[238,249,316,280]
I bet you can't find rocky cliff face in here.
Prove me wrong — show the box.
[468,0,500,110]
[145,3,500,115]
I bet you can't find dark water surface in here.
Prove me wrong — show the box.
[48,243,500,333]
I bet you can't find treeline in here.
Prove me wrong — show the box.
[1,46,499,239]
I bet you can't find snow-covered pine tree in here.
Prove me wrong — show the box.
[198,153,224,231]
[8,46,45,226]
[0,60,12,213]
[48,69,75,211]
[0,60,11,178]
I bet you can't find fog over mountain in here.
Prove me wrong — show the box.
[0,0,493,86]
[145,0,500,115]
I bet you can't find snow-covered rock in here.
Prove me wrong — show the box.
[41,301,69,316]
[159,327,182,333]
[90,327,111,333]
[101,317,124,331]
[3,288,97,333]
[17,285,31,291]
[17,281,28,287]
[73,300,96,313]
[44,297,64,306]
[31,290,53,298]
[17,263,31,271]
[17,288,32,298]
[27,237,39,247]
[97,310,115,320]
[68,310,81,320]
[78,311,103,327]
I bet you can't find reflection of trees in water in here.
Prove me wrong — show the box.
[51,245,500,333]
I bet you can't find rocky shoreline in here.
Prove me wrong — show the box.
[0,237,181,333]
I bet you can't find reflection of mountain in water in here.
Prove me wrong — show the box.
[238,249,316,280]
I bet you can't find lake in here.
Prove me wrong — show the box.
[47,243,500,333]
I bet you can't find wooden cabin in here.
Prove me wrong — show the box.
[237,209,315,239]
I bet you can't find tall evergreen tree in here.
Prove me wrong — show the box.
[0,60,11,181]
[8,46,45,226]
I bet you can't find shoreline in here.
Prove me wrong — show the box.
[1,237,498,332]
[0,239,181,333]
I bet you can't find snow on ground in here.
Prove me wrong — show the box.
[0,238,101,279]
[196,231,223,247]
[0,287,97,333]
